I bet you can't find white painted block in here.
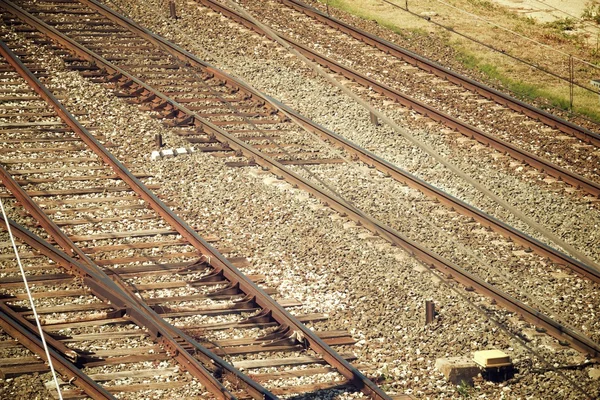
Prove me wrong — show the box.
[175,147,188,155]
[161,149,175,158]
[151,151,161,160]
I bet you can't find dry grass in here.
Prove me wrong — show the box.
[318,0,600,122]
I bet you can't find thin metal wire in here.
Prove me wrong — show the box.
[0,199,64,400]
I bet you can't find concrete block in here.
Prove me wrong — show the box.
[160,149,175,158]
[473,350,512,368]
[175,147,188,155]
[589,368,600,380]
[435,357,479,385]
[151,151,161,161]
[188,146,195,153]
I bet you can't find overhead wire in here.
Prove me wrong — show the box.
[378,0,600,113]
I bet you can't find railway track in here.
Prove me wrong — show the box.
[4,0,595,280]
[0,0,599,397]
[197,0,600,200]
[277,0,600,147]
[0,26,390,400]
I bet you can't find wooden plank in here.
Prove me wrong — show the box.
[0,146,91,154]
[94,252,202,266]
[6,166,110,175]
[44,317,131,331]
[81,353,170,368]
[249,366,336,382]
[60,330,148,343]
[35,195,141,206]
[0,157,99,164]
[67,228,218,242]
[157,298,301,318]
[177,313,328,331]
[207,330,354,348]
[270,380,351,396]
[54,214,157,227]
[89,345,162,358]
[17,302,113,315]
[39,203,149,216]
[0,137,84,144]
[14,172,149,185]
[0,185,160,198]
[0,272,72,285]
[1,362,49,378]
[0,356,41,367]
[0,289,89,300]
[49,368,177,385]
[233,353,356,369]
[109,259,254,275]
[56,381,188,398]
[0,340,19,349]
[80,239,189,253]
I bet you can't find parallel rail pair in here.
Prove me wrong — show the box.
[0,1,599,399]
[198,0,600,199]
[0,16,387,400]
[2,0,598,357]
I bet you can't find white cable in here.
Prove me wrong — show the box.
[0,199,64,400]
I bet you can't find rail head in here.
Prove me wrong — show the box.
[278,0,600,146]
[193,0,600,282]
[0,2,394,399]
[0,307,117,399]
[0,37,274,400]
[4,0,598,385]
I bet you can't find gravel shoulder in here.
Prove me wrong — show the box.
[1,2,599,399]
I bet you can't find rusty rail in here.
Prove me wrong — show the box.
[4,0,598,369]
[194,0,600,283]
[0,2,394,399]
[80,0,599,281]
[198,0,600,199]
[0,302,115,399]
[279,0,600,148]
[0,38,274,400]
[70,0,600,284]
[70,0,600,358]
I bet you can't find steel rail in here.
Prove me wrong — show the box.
[0,39,273,400]
[0,304,116,399]
[197,0,600,199]
[0,168,244,400]
[100,0,600,283]
[1,2,393,399]
[278,0,600,148]
[71,0,600,285]
[5,0,598,366]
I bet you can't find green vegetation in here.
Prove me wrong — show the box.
[544,17,577,33]
[316,0,600,123]
[457,380,471,398]
[582,1,600,25]
[456,50,600,121]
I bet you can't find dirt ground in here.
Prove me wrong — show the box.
[491,0,600,39]
[492,0,592,22]
[329,0,600,122]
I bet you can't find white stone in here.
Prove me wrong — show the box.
[175,147,188,155]
[160,149,175,157]
[151,150,161,160]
